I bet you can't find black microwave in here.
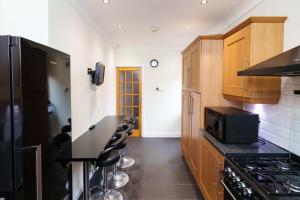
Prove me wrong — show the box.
[204,107,259,144]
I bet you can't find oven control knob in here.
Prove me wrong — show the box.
[243,187,253,197]
[238,181,246,189]
[225,167,232,173]
[231,172,236,178]
[234,176,241,183]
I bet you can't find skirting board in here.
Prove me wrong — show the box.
[142,132,180,138]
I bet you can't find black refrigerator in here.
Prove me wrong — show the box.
[0,36,72,200]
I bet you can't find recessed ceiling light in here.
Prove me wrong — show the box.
[103,0,110,4]
[117,25,122,29]
[200,0,208,5]
[151,27,159,32]
[186,25,191,30]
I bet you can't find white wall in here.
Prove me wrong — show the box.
[115,47,182,137]
[48,0,116,198]
[213,0,300,156]
[0,0,49,45]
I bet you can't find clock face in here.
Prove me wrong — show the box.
[150,59,159,68]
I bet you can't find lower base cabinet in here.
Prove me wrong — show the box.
[199,138,224,200]
[182,136,224,200]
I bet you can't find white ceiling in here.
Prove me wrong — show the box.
[69,0,250,48]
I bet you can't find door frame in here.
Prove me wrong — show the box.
[116,67,142,137]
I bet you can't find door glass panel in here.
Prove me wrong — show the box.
[120,71,125,82]
[133,71,139,82]
[133,107,139,117]
[125,107,132,117]
[119,83,125,95]
[133,83,139,94]
[120,95,125,107]
[126,83,132,94]
[125,95,132,107]
[133,108,139,129]
[119,107,124,115]
[126,71,132,82]
[133,95,139,106]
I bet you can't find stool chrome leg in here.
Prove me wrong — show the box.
[90,166,123,200]
[117,149,135,169]
[107,164,129,189]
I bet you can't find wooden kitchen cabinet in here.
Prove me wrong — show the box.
[190,42,201,93]
[181,91,202,176]
[181,35,241,200]
[189,92,201,176]
[182,51,191,91]
[181,35,236,129]
[181,90,191,157]
[222,16,287,104]
[200,137,224,200]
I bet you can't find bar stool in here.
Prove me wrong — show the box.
[116,122,136,169]
[105,132,130,189]
[90,133,127,200]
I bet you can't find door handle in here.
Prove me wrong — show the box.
[20,145,43,200]
[243,57,249,90]
[190,96,193,115]
[187,66,191,89]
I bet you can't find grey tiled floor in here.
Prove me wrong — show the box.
[120,137,203,200]
[86,138,203,200]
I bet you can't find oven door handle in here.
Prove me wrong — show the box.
[220,179,237,200]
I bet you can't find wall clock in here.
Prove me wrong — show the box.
[150,59,159,68]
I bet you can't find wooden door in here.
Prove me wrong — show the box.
[181,90,190,156]
[200,139,215,200]
[182,51,191,90]
[223,25,251,98]
[190,92,201,176]
[116,67,142,137]
[190,42,201,93]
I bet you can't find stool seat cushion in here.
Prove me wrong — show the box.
[97,150,120,167]
[114,141,127,150]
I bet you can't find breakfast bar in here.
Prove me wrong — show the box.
[64,116,124,200]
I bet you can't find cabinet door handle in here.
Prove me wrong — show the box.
[187,66,191,89]
[217,160,220,189]
[243,57,249,90]
[212,154,215,185]
[213,155,218,185]
[188,94,191,114]
[190,96,193,115]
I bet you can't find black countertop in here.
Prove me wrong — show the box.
[70,116,124,161]
[200,129,289,156]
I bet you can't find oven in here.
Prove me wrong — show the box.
[222,161,266,200]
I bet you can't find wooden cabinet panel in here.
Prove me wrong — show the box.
[181,90,190,156]
[200,139,215,199]
[200,138,224,200]
[181,36,232,200]
[222,17,286,104]
[190,93,201,176]
[182,51,191,91]
[223,25,251,98]
[190,43,201,93]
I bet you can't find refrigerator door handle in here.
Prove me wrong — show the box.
[18,145,43,200]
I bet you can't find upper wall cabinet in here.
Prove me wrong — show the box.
[182,49,191,91]
[222,17,287,104]
[182,41,201,93]
[182,35,224,94]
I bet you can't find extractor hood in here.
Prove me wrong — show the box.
[238,45,300,76]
